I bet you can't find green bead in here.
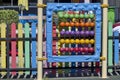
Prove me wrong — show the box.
[69,14,74,18]
[80,14,84,18]
[64,14,69,18]
[75,14,79,18]
[84,14,89,18]
[89,14,94,18]
[58,14,63,18]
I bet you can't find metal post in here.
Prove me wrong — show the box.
[37,0,43,80]
[102,0,108,78]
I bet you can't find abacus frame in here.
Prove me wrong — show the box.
[46,3,101,62]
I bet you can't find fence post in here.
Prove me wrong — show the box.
[37,0,43,80]
[102,0,108,78]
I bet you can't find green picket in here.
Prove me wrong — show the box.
[24,23,30,74]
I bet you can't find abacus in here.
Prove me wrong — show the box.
[46,3,101,62]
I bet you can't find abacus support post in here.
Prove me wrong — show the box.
[102,0,108,78]
[37,0,43,80]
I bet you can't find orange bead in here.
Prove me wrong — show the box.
[65,22,70,27]
[60,22,65,27]
[80,22,85,27]
[85,22,90,27]
[75,22,80,27]
[90,22,95,27]
[70,22,75,27]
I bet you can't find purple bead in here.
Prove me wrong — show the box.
[85,31,89,36]
[90,31,94,36]
[66,31,70,35]
[80,31,85,36]
[71,31,75,35]
[60,31,65,35]
[75,31,80,35]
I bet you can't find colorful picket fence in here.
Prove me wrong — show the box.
[0,22,38,78]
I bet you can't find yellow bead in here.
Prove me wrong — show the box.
[75,39,80,44]
[60,39,65,44]
[85,39,89,44]
[65,39,70,44]
[90,39,95,44]
[70,39,75,44]
[80,39,85,44]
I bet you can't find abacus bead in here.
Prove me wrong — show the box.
[84,47,89,52]
[88,47,94,53]
[75,39,80,44]
[79,47,83,52]
[65,47,69,52]
[71,31,75,35]
[75,14,79,18]
[89,14,94,18]
[73,48,76,52]
[66,31,70,35]
[75,31,80,35]
[80,39,85,44]
[70,39,75,43]
[65,39,70,44]
[60,48,65,52]
[80,31,85,36]
[85,31,89,37]
[75,47,79,52]
[85,14,89,18]
[60,39,65,44]
[90,31,94,36]
[69,14,74,18]
[90,39,95,44]
[64,14,69,18]
[80,14,84,18]
[52,63,56,67]
[53,50,56,55]
[85,39,89,44]
[70,48,74,52]
[60,31,65,35]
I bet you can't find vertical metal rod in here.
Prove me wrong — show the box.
[37,0,43,80]
[102,0,108,78]
[11,0,13,6]
[6,24,10,78]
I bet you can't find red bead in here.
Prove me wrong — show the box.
[69,48,74,52]
[59,48,65,52]
[84,47,89,53]
[53,50,56,55]
[65,47,69,52]
[88,47,94,53]
[52,63,56,67]
[79,47,83,52]
[75,48,79,52]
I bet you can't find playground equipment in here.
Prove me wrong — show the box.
[2,0,120,80]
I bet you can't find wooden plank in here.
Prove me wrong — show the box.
[24,23,30,74]
[18,23,24,75]
[114,31,119,65]
[11,23,17,75]
[31,22,37,75]
[0,23,6,76]
[108,22,113,72]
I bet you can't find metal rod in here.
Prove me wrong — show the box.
[6,25,10,78]
[102,0,108,78]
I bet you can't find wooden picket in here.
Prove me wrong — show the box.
[0,23,6,76]
[24,23,30,75]
[18,23,24,75]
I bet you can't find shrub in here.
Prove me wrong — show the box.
[0,10,19,24]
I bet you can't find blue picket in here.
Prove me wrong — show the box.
[31,22,37,75]
[114,31,119,65]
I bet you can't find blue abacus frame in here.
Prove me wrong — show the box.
[46,3,101,62]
